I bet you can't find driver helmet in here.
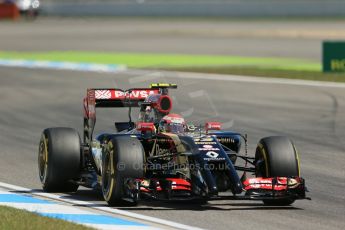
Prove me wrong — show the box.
[159,114,186,134]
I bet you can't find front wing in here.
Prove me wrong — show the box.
[136,176,309,202]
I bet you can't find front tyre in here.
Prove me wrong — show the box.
[102,136,144,206]
[38,128,81,192]
[255,136,300,206]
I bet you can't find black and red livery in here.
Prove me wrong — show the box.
[38,83,309,206]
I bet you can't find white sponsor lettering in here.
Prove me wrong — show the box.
[194,137,213,142]
[199,148,220,151]
[114,90,157,99]
[195,142,217,145]
[249,178,272,184]
[115,91,124,98]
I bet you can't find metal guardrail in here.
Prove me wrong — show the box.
[41,0,345,17]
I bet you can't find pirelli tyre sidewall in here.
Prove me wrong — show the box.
[255,136,300,206]
[38,127,81,192]
[102,136,144,206]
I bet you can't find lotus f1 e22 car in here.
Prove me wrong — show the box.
[38,83,309,206]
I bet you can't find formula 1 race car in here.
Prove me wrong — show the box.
[38,83,309,206]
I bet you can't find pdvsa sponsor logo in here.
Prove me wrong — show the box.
[95,89,159,99]
[114,90,157,99]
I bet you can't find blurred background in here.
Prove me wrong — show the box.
[1,0,345,80]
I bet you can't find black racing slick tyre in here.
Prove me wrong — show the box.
[102,136,144,206]
[38,128,81,193]
[255,136,300,206]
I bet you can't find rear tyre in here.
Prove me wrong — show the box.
[38,128,81,192]
[255,136,300,206]
[102,136,144,206]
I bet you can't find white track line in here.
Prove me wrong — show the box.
[108,69,345,88]
[163,71,345,89]
[0,202,92,214]
[84,224,159,230]
[0,182,204,230]
[0,187,158,230]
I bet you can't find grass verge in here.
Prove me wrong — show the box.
[0,205,92,230]
[0,51,319,70]
[0,51,344,82]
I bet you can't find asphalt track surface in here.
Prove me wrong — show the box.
[1,18,345,61]
[1,18,345,229]
[0,66,344,230]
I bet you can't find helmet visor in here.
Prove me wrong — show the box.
[166,123,184,133]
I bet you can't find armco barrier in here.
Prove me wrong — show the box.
[41,0,345,17]
[0,3,19,20]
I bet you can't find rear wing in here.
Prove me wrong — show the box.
[83,83,177,144]
[86,88,159,109]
